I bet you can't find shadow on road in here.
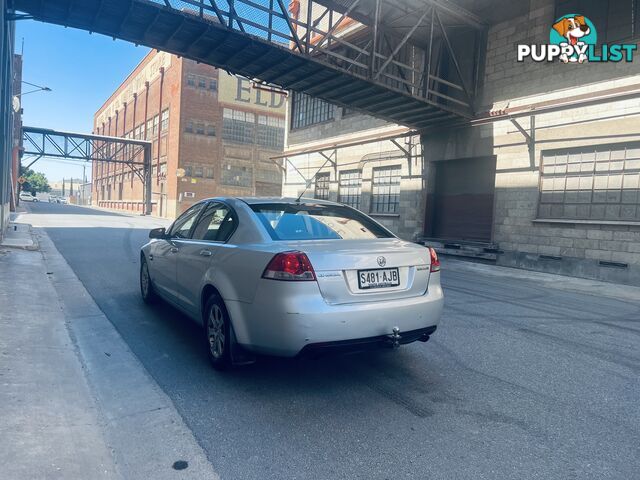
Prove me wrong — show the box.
[29,206,640,480]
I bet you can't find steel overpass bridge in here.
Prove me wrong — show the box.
[9,0,485,130]
[21,126,153,213]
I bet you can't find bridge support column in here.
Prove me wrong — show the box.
[143,145,152,216]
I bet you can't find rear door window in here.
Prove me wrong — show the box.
[250,203,394,240]
[191,202,237,242]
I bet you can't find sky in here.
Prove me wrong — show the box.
[16,20,149,182]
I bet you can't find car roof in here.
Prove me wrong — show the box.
[205,196,342,207]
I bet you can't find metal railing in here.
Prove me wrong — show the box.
[148,0,480,115]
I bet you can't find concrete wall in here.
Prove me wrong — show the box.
[425,0,640,285]
[284,0,640,285]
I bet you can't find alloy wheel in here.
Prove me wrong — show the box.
[207,305,225,359]
[141,262,150,297]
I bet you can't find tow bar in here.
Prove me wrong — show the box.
[386,327,402,348]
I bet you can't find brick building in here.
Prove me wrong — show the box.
[92,49,286,218]
[283,0,640,285]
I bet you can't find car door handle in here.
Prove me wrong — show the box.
[199,249,212,257]
[170,247,179,253]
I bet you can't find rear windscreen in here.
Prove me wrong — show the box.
[250,203,394,240]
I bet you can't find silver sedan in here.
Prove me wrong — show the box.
[140,197,444,369]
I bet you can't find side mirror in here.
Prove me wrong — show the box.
[149,227,167,239]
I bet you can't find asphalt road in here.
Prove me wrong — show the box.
[23,202,640,480]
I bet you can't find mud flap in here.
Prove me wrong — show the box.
[229,322,256,366]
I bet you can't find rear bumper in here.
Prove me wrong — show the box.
[298,325,437,357]
[225,273,444,357]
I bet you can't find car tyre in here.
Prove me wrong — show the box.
[204,294,232,370]
[140,257,158,304]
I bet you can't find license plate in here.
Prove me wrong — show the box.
[357,268,400,290]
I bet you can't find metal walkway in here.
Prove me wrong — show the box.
[10,0,484,130]
[21,126,153,214]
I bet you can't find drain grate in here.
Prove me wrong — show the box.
[599,261,628,269]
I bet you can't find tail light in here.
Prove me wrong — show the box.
[262,251,316,281]
[429,247,441,273]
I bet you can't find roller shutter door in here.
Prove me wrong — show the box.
[431,157,496,242]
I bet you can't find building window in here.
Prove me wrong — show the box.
[538,143,640,222]
[371,166,401,214]
[209,79,218,91]
[555,0,640,42]
[256,167,281,184]
[184,165,193,177]
[194,166,204,178]
[161,109,169,133]
[187,74,196,87]
[152,115,159,137]
[205,167,214,179]
[339,170,362,210]
[185,121,194,133]
[257,115,285,149]
[198,76,206,88]
[222,108,255,144]
[206,125,216,137]
[146,119,153,140]
[291,92,334,130]
[194,123,205,135]
[222,163,253,187]
[314,172,330,200]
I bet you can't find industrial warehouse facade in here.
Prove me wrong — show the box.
[92,49,286,218]
[282,0,640,285]
[4,0,640,285]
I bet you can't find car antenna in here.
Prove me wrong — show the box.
[296,179,313,203]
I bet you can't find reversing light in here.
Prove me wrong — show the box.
[429,247,441,273]
[262,251,316,281]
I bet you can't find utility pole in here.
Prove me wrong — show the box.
[82,165,86,205]
[62,178,65,196]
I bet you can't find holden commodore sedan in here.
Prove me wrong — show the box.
[140,197,444,369]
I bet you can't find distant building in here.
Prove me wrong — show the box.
[77,182,92,206]
[92,49,286,218]
[49,178,83,198]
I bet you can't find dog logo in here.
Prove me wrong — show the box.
[377,256,386,267]
[550,14,597,63]
[518,15,636,64]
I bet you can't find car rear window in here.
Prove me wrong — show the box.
[250,203,394,240]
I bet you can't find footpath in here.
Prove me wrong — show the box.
[0,215,219,480]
